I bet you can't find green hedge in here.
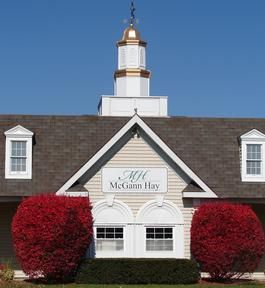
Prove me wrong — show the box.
[76,258,200,284]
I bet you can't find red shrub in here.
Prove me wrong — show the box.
[12,195,93,282]
[191,202,265,280]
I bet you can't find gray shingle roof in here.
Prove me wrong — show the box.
[0,115,127,196]
[1,114,265,199]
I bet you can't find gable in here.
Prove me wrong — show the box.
[241,129,265,141]
[58,114,217,199]
[84,134,189,216]
[4,125,34,137]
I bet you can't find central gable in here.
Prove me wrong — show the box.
[84,132,188,215]
[57,114,216,199]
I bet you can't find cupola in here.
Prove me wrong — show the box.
[98,1,168,117]
[114,23,150,97]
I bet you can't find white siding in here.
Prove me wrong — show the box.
[85,135,194,258]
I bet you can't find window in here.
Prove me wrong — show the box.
[246,144,262,175]
[146,227,173,251]
[4,125,33,179]
[241,129,265,182]
[11,141,27,172]
[96,227,124,251]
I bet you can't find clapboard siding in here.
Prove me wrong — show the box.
[85,135,194,258]
[0,202,19,264]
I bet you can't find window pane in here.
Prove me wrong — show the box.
[106,233,114,239]
[247,144,261,160]
[97,228,104,234]
[10,141,27,172]
[96,227,124,251]
[106,228,114,233]
[11,141,26,157]
[115,228,123,233]
[145,227,173,251]
[247,160,261,175]
[165,228,172,233]
[155,233,164,239]
[115,233,123,239]
[246,144,262,175]
[146,239,173,251]
[146,228,154,233]
[96,239,124,251]
[11,158,26,172]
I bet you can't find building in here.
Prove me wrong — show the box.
[1,2,265,279]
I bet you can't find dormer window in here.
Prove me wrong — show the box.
[11,141,27,172]
[246,144,262,175]
[4,125,33,179]
[241,129,265,182]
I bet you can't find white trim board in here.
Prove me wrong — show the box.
[183,192,216,198]
[56,114,217,198]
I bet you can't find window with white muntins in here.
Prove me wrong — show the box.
[145,227,173,251]
[95,226,124,252]
[4,125,33,179]
[241,129,265,182]
[246,144,262,175]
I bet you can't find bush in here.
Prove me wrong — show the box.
[0,264,14,281]
[76,258,200,284]
[191,202,265,280]
[12,195,93,282]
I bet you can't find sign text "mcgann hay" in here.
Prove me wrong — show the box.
[102,168,167,193]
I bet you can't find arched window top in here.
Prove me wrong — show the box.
[93,199,134,224]
[136,200,184,225]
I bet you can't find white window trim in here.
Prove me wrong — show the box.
[4,125,33,179]
[241,129,265,182]
[135,200,185,258]
[92,199,134,258]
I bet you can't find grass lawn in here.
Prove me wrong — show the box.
[38,284,264,288]
[2,282,265,288]
[31,283,265,288]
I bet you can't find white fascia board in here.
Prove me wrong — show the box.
[183,192,216,198]
[64,192,89,197]
[57,114,217,198]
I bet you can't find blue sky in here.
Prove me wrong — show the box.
[0,0,264,117]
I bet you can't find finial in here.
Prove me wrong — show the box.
[130,0,136,27]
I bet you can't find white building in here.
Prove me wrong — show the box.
[1,3,265,280]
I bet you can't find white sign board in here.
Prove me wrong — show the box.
[102,167,167,193]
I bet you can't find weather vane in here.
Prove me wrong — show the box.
[130,0,136,26]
